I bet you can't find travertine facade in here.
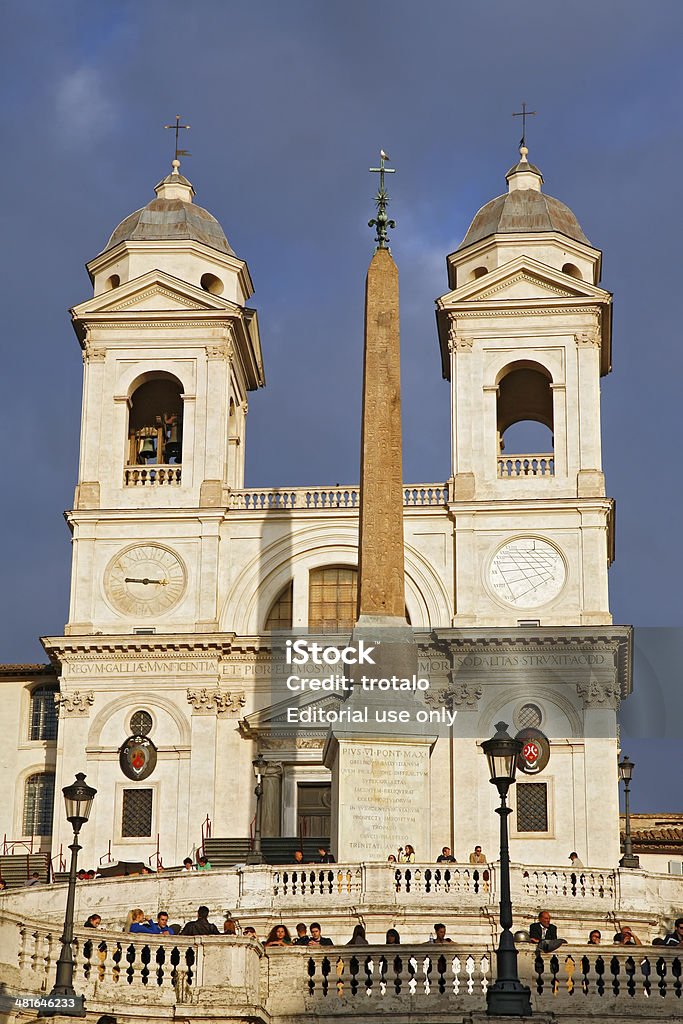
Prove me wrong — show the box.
[1,151,634,876]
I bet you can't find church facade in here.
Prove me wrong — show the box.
[1,149,632,875]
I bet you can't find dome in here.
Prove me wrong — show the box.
[457,150,591,251]
[103,166,235,256]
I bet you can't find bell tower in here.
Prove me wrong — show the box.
[436,146,614,627]
[65,160,264,634]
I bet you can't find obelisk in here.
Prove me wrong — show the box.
[324,153,432,862]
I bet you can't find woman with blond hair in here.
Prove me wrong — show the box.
[126,908,154,933]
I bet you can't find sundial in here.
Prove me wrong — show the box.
[488,538,566,608]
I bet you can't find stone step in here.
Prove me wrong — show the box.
[203,837,331,866]
[0,852,50,888]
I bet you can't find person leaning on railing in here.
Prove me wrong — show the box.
[663,919,683,946]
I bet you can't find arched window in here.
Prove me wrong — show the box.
[497,362,554,476]
[265,582,293,630]
[128,376,183,466]
[23,772,55,836]
[562,262,582,280]
[29,685,59,741]
[308,567,358,631]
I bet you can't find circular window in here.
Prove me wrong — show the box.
[129,710,153,736]
[516,702,543,730]
[200,272,224,295]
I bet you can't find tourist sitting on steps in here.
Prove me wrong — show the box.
[431,923,453,943]
[346,924,369,945]
[308,922,333,946]
[529,911,566,952]
[265,924,292,946]
[180,906,220,936]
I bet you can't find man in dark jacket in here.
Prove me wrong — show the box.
[308,922,333,946]
[180,906,220,936]
[529,911,566,951]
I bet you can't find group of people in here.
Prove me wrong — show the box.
[260,921,460,946]
[386,844,487,865]
[79,908,683,949]
[525,911,683,950]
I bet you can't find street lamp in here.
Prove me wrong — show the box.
[245,753,266,865]
[481,723,532,1017]
[39,773,96,1018]
[618,755,640,869]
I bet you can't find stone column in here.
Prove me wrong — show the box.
[260,761,283,837]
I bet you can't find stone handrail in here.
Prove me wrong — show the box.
[498,454,554,477]
[229,484,449,510]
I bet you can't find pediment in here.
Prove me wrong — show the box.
[439,255,609,307]
[71,270,241,318]
[241,688,346,737]
[476,270,577,301]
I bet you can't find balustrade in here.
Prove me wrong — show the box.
[5,917,683,1017]
[229,484,448,511]
[124,465,182,486]
[521,867,616,903]
[530,949,683,1002]
[272,866,363,898]
[391,865,492,897]
[14,923,199,1001]
[303,947,491,1000]
[497,455,554,477]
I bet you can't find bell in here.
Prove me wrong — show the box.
[164,441,182,462]
[139,437,156,460]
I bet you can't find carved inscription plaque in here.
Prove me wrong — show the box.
[335,740,430,861]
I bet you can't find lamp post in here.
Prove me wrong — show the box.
[618,755,640,869]
[245,753,266,865]
[481,722,532,1017]
[39,773,97,1018]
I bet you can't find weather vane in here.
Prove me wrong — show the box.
[164,115,191,167]
[369,150,396,250]
[512,102,536,150]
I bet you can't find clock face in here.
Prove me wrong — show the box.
[105,544,186,617]
[488,538,566,608]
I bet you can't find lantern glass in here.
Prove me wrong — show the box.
[618,756,634,783]
[63,772,97,829]
[482,722,522,788]
[252,754,266,781]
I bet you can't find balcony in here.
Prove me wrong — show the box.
[124,465,182,486]
[229,484,449,511]
[498,454,554,477]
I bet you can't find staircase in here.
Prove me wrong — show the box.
[0,853,50,888]
[203,837,331,867]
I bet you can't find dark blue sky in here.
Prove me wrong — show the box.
[2,1,682,810]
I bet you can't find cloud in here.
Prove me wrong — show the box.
[54,66,116,141]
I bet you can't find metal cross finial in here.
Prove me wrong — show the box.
[164,115,191,167]
[368,149,396,250]
[512,102,537,149]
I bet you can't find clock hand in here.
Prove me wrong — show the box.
[124,577,169,586]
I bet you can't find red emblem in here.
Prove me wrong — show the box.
[516,728,550,775]
[522,741,539,764]
[131,748,145,770]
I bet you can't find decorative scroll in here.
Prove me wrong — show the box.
[186,687,246,715]
[54,690,94,716]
